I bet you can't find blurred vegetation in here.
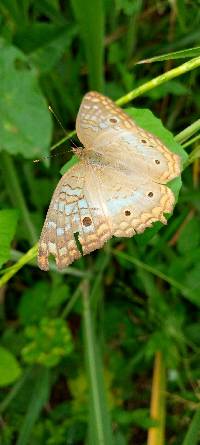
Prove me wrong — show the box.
[0,1,200,444]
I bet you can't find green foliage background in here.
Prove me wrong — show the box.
[0,1,200,444]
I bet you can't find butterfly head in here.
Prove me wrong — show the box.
[72,146,84,158]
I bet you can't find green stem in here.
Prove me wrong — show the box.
[0,247,87,288]
[147,352,166,445]
[61,284,82,318]
[1,152,38,244]
[185,145,200,167]
[50,130,76,152]
[0,244,38,288]
[175,119,200,144]
[182,134,200,149]
[116,57,200,106]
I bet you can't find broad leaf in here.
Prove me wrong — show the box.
[0,39,52,158]
[0,346,21,386]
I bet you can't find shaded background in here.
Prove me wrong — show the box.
[0,1,200,444]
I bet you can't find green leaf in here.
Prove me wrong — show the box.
[0,209,19,268]
[0,38,52,158]
[137,47,200,64]
[60,154,79,175]
[14,24,77,74]
[0,346,21,386]
[18,282,50,325]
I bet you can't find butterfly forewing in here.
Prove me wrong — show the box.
[76,91,180,183]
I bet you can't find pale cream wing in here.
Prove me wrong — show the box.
[95,165,175,237]
[76,91,181,184]
[38,163,113,271]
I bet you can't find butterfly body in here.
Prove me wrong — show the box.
[38,92,181,271]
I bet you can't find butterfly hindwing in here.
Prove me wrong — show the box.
[38,163,112,270]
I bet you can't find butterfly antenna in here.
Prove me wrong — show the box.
[33,106,78,163]
[49,106,78,149]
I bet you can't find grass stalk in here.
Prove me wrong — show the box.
[182,134,200,149]
[116,57,200,106]
[184,145,200,167]
[71,0,105,91]
[0,244,38,288]
[175,119,200,144]
[147,351,166,445]
[82,280,114,444]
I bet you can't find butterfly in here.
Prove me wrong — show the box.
[38,91,181,271]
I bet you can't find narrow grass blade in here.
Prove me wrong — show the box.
[113,249,200,306]
[182,408,200,445]
[82,281,114,445]
[137,46,200,64]
[16,367,50,445]
[71,0,105,91]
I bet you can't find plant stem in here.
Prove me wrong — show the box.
[61,284,82,318]
[185,145,200,167]
[175,119,200,144]
[147,351,166,445]
[182,134,200,149]
[116,57,200,106]
[50,130,76,152]
[0,244,38,288]
[1,152,38,244]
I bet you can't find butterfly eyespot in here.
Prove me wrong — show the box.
[155,159,160,164]
[109,117,118,124]
[125,210,131,216]
[148,192,154,197]
[82,216,92,227]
